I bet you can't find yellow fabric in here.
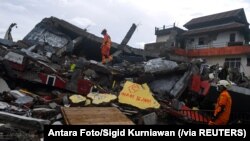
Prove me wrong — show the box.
[118,81,160,109]
[69,95,86,103]
[85,99,91,106]
[87,93,117,105]
[70,64,76,72]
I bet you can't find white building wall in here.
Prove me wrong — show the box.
[241,55,250,76]
[204,56,224,66]
[202,55,250,77]
[156,35,169,42]
[187,31,245,49]
[212,31,245,47]
[236,32,245,43]
[212,32,231,47]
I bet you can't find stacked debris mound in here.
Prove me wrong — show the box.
[0,17,249,141]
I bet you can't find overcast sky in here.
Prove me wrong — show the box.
[0,0,250,48]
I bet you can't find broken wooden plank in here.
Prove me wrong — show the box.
[61,107,134,125]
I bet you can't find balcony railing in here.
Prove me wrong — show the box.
[187,41,245,49]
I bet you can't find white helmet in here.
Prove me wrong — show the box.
[209,73,214,80]
[217,80,231,89]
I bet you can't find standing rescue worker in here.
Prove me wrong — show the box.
[101,29,112,64]
[218,63,229,80]
[209,80,232,125]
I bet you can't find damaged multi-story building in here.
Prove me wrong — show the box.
[144,24,185,54]
[0,7,250,132]
[146,8,250,77]
[175,8,250,77]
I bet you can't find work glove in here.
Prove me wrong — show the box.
[208,121,215,125]
[211,115,216,122]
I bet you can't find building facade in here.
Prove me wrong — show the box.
[175,8,250,76]
[144,24,185,54]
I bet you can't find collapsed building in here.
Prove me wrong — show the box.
[0,12,250,140]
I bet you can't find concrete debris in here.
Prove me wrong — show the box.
[21,45,50,62]
[169,68,192,98]
[0,101,10,109]
[4,23,17,41]
[0,77,10,93]
[32,108,58,120]
[149,75,181,99]
[0,38,16,47]
[0,125,40,141]
[0,111,50,131]
[4,51,24,64]
[52,121,63,125]
[144,58,178,74]
[49,102,58,109]
[142,112,158,125]
[0,16,249,140]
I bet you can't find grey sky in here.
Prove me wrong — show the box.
[0,0,250,48]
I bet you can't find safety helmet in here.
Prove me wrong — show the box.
[209,73,214,80]
[217,80,231,89]
[101,29,107,35]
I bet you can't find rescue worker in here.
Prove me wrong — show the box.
[101,29,112,64]
[218,63,229,80]
[69,55,77,72]
[209,80,232,125]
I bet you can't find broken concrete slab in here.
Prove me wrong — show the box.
[229,85,250,96]
[32,108,58,120]
[0,38,16,47]
[21,45,50,62]
[149,75,181,99]
[0,111,50,131]
[88,60,112,74]
[4,51,25,65]
[142,112,157,125]
[144,58,178,74]
[112,23,137,57]
[52,121,63,125]
[48,102,58,109]
[0,77,10,93]
[23,17,155,62]
[4,23,17,41]
[15,96,33,105]
[0,101,9,110]
[0,125,39,141]
[9,90,34,105]
[170,69,192,98]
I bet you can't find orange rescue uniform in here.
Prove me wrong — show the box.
[212,90,232,125]
[101,34,112,64]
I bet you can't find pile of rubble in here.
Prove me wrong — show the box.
[0,17,250,140]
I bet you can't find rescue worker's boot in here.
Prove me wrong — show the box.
[102,56,106,64]
[108,56,113,62]
[105,56,113,66]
